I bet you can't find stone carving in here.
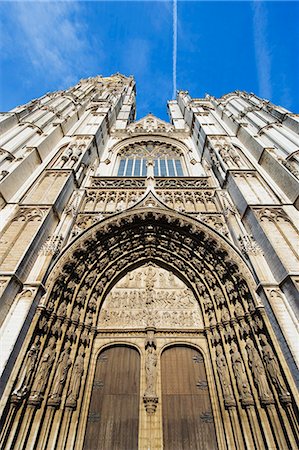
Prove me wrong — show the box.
[57,301,67,318]
[29,337,56,404]
[90,178,146,188]
[259,334,291,402]
[215,345,235,407]
[82,189,144,213]
[39,234,64,256]
[234,300,245,318]
[230,342,253,405]
[255,207,291,223]
[126,114,175,134]
[48,341,72,405]
[245,338,274,404]
[11,336,41,402]
[98,266,203,329]
[143,333,158,415]
[238,234,263,256]
[66,345,85,408]
[155,178,209,188]
[278,157,299,178]
[144,346,158,398]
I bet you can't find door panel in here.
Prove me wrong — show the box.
[161,346,218,450]
[83,345,140,450]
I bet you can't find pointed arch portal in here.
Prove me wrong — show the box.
[0,203,298,450]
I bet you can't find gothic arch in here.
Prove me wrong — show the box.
[1,199,298,450]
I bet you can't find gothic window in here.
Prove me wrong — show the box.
[118,156,184,177]
[116,142,187,177]
[117,157,147,176]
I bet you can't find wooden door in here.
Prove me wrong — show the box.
[161,346,218,450]
[83,345,140,450]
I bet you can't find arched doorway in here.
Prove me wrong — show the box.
[161,346,218,450]
[1,204,298,450]
[83,345,140,450]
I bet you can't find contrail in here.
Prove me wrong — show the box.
[172,0,177,100]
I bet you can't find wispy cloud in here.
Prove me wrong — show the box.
[10,2,101,87]
[252,0,272,99]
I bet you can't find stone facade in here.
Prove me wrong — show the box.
[0,74,298,449]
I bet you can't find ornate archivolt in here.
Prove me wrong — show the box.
[0,195,298,450]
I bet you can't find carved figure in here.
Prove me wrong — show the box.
[66,345,85,407]
[71,305,81,322]
[208,308,217,326]
[245,338,273,402]
[234,300,244,317]
[144,346,158,397]
[30,337,56,400]
[230,342,253,403]
[49,341,72,401]
[215,345,234,404]
[259,334,290,398]
[221,306,230,322]
[146,266,156,289]
[202,293,212,312]
[57,301,67,317]
[12,336,40,399]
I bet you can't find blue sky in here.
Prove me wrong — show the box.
[0,1,298,121]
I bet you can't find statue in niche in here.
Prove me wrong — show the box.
[12,336,41,400]
[223,323,235,342]
[144,346,158,398]
[203,293,213,312]
[48,341,72,402]
[259,334,290,399]
[245,338,273,403]
[88,295,97,312]
[211,327,221,346]
[234,300,244,317]
[57,301,67,317]
[30,336,56,401]
[71,305,81,322]
[230,342,253,404]
[66,345,85,408]
[208,309,217,326]
[215,345,235,405]
[221,306,230,322]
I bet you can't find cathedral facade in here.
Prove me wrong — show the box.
[0,74,298,449]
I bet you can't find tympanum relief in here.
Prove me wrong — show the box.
[98,265,203,329]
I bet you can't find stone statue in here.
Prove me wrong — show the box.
[66,345,85,408]
[144,346,158,398]
[230,342,253,404]
[221,306,230,322]
[48,341,72,402]
[12,336,40,400]
[234,300,244,317]
[30,336,56,401]
[71,305,81,322]
[259,334,290,399]
[208,308,217,326]
[57,301,67,317]
[215,345,235,405]
[245,338,273,403]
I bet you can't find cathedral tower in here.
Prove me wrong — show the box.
[0,75,298,449]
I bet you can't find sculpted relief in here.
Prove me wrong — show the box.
[98,265,203,329]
